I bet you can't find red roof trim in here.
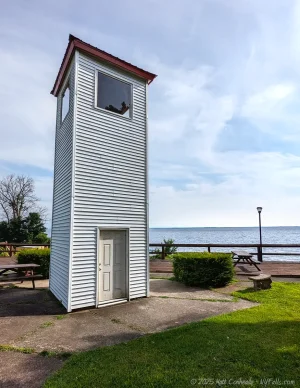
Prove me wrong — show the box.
[51,35,157,96]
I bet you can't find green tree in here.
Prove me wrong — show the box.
[0,213,48,243]
[0,220,9,242]
[9,217,28,242]
[25,213,46,243]
[33,232,50,244]
[0,217,28,243]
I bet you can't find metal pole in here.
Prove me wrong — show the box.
[258,211,262,262]
[258,212,262,246]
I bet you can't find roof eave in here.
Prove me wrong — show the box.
[51,36,157,97]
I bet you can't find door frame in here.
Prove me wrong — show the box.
[96,226,130,307]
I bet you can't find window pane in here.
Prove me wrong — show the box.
[61,87,70,122]
[97,72,132,118]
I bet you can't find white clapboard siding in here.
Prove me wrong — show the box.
[49,59,75,310]
[70,52,148,309]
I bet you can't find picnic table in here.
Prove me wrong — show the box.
[232,250,261,271]
[0,264,41,289]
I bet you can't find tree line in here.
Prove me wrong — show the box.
[0,175,50,244]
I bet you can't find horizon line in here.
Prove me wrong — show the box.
[149,226,300,229]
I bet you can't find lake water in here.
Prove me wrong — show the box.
[149,227,300,262]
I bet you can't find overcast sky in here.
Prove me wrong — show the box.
[1,0,300,227]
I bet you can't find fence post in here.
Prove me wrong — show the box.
[207,246,211,253]
[9,244,12,257]
[161,245,165,260]
[257,246,263,262]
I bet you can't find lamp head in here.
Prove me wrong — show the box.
[257,207,262,213]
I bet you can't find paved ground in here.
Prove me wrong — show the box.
[0,353,63,388]
[150,279,234,300]
[0,278,257,387]
[0,255,16,266]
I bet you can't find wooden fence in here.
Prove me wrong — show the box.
[0,243,50,257]
[149,243,300,262]
[2,242,300,262]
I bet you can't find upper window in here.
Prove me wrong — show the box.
[96,72,132,118]
[61,86,70,123]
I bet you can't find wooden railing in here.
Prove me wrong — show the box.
[0,243,50,257]
[2,242,300,262]
[149,243,300,262]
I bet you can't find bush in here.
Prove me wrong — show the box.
[150,238,177,260]
[17,248,50,278]
[163,238,177,256]
[0,246,9,257]
[172,252,234,288]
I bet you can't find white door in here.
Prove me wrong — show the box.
[99,230,126,302]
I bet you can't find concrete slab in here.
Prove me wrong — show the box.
[0,288,65,317]
[15,279,49,289]
[213,280,253,295]
[92,297,256,334]
[13,312,141,352]
[0,279,49,290]
[0,316,55,344]
[0,352,62,388]
[1,279,258,351]
[0,288,65,343]
[0,278,258,387]
[12,296,256,352]
[150,279,233,300]
[150,272,174,279]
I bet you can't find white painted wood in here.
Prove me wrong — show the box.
[99,230,126,302]
[50,58,75,310]
[70,52,148,309]
[99,234,113,301]
[51,48,149,311]
[98,299,127,307]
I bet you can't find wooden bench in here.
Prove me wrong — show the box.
[248,274,272,291]
[0,264,41,289]
[232,250,261,271]
[0,274,43,289]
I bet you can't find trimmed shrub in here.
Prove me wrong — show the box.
[17,248,50,278]
[173,252,234,288]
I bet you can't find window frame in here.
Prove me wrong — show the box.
[94,70,133,120]
[60,82,70,125]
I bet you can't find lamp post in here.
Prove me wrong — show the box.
[257,207,263,262]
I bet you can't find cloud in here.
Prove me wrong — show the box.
[1,0,300,228]
[147,60,236,165]
[241,83,296,121]
[145,0,300,227]
[0,46,56,169]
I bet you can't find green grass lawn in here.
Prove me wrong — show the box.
[44,283,300,388]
